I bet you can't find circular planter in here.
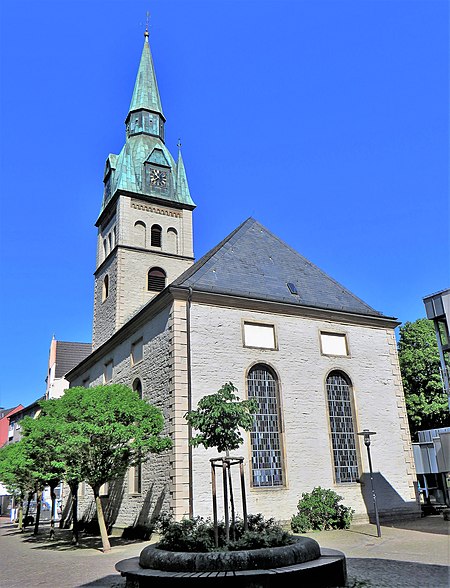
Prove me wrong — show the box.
[140,537,320,572]
[116,538,347,587]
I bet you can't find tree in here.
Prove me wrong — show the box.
[398,318,450,438]
[20,415,66,537]
[0,441,34,530]
[185,383,257,544]
[42,385,172,552]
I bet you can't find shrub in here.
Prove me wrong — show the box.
[157,513,294,552]
[291,487,354,533]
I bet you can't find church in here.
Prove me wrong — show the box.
[66,29,419,529]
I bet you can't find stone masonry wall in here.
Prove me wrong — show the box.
[70,306,173,529]
[92,255,118,350]
[188,303,419,524]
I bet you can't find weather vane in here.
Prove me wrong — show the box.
[177,138,182,150]
[144,11,150,37]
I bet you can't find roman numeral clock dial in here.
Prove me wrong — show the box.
[150,169,167,187]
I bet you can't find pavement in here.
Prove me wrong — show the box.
[0,515,449,587]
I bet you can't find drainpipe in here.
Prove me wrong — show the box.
[186,287,194,518]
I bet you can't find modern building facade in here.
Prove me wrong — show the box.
[423,289,450,408]
[66,29,419,529]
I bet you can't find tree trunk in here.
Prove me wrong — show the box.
[17,497,23,530]
[69,481,79,546]
[49,482,57,540]
[22,491,33,532]
[93,487,110,552]
[225,454,236,540]
[33,491,42,536]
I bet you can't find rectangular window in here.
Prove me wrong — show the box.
[131,338,144,365]
[103,360,113,383]
[82,377,90,388]
[129,464,142,494]
[99,482,109,496]
[320,332,348,356]
[243,323,276,350]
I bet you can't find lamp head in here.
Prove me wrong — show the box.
[358,429,376,447]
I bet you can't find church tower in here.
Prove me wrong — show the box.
[92,30,195,350]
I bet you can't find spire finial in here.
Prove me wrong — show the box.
[144,11,150,39]
[177,138,182,151]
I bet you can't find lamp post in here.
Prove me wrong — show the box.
[358,429,381,538]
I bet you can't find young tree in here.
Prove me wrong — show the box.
[20,415,66,537]
[43,385,172,552]
[185,383,257,543]
[0,441,34,530]
[398,318,450,438]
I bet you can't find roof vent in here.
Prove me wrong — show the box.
[287,282,298,295]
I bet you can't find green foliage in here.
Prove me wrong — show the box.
[0,441,34,499]
[185,383,258,453]
[157,513,294,552]
[291,487,354,533]
[20,415,66,490]
[398,318,450,437]
[40,384,172,491]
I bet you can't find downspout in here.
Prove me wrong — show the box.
[186,286,194,517]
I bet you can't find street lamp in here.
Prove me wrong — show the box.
[357,429,381,538]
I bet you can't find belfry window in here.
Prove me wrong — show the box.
[102,275,109,302]
[326,371,359,483]
[151,224,162,247]
[147,267,166,292]
[247,364,284,488]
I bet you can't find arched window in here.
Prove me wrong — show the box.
[147,267,166,292]
[247,364,284,487]
[151,224,162,247]
[326,371,359,483]
[167,227,178,254]
[102,274,109,301]
[103,238,108,257]
[132,378,143,399]
[134,221,146,248]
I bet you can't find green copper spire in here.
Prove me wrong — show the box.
[128,32,164,117]
[176,144,195,206]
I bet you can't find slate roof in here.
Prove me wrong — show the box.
[55,341,92,378]
[173,218,384,317]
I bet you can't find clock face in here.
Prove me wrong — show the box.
[150,169,167,187]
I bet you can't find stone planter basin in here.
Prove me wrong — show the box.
[139,536,320,572]
[116,537,347,587]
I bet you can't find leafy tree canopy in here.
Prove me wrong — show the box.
[186,383,258,453]
[398,318,450,437]
[40,384,172,491]
[0,440,34,499]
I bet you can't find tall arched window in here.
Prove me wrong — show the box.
[247,364,284,487]
[102,274,109,302]
[147,267,166,292]
[326,371,359,483]
[151,224,162,247]
[134,221,146,248]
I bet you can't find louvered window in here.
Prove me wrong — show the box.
[147,267,166,292]
[151,224,162,247]
[247,364,284,487]
[327,371,359,483]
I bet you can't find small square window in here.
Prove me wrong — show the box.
[131,338,144,365]
[243,323,276,349]
[103,360,113,383]
[320,332,348,356]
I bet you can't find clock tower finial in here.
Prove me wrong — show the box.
[144,11,150,39]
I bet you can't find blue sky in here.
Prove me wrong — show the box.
[0,0,448,409]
